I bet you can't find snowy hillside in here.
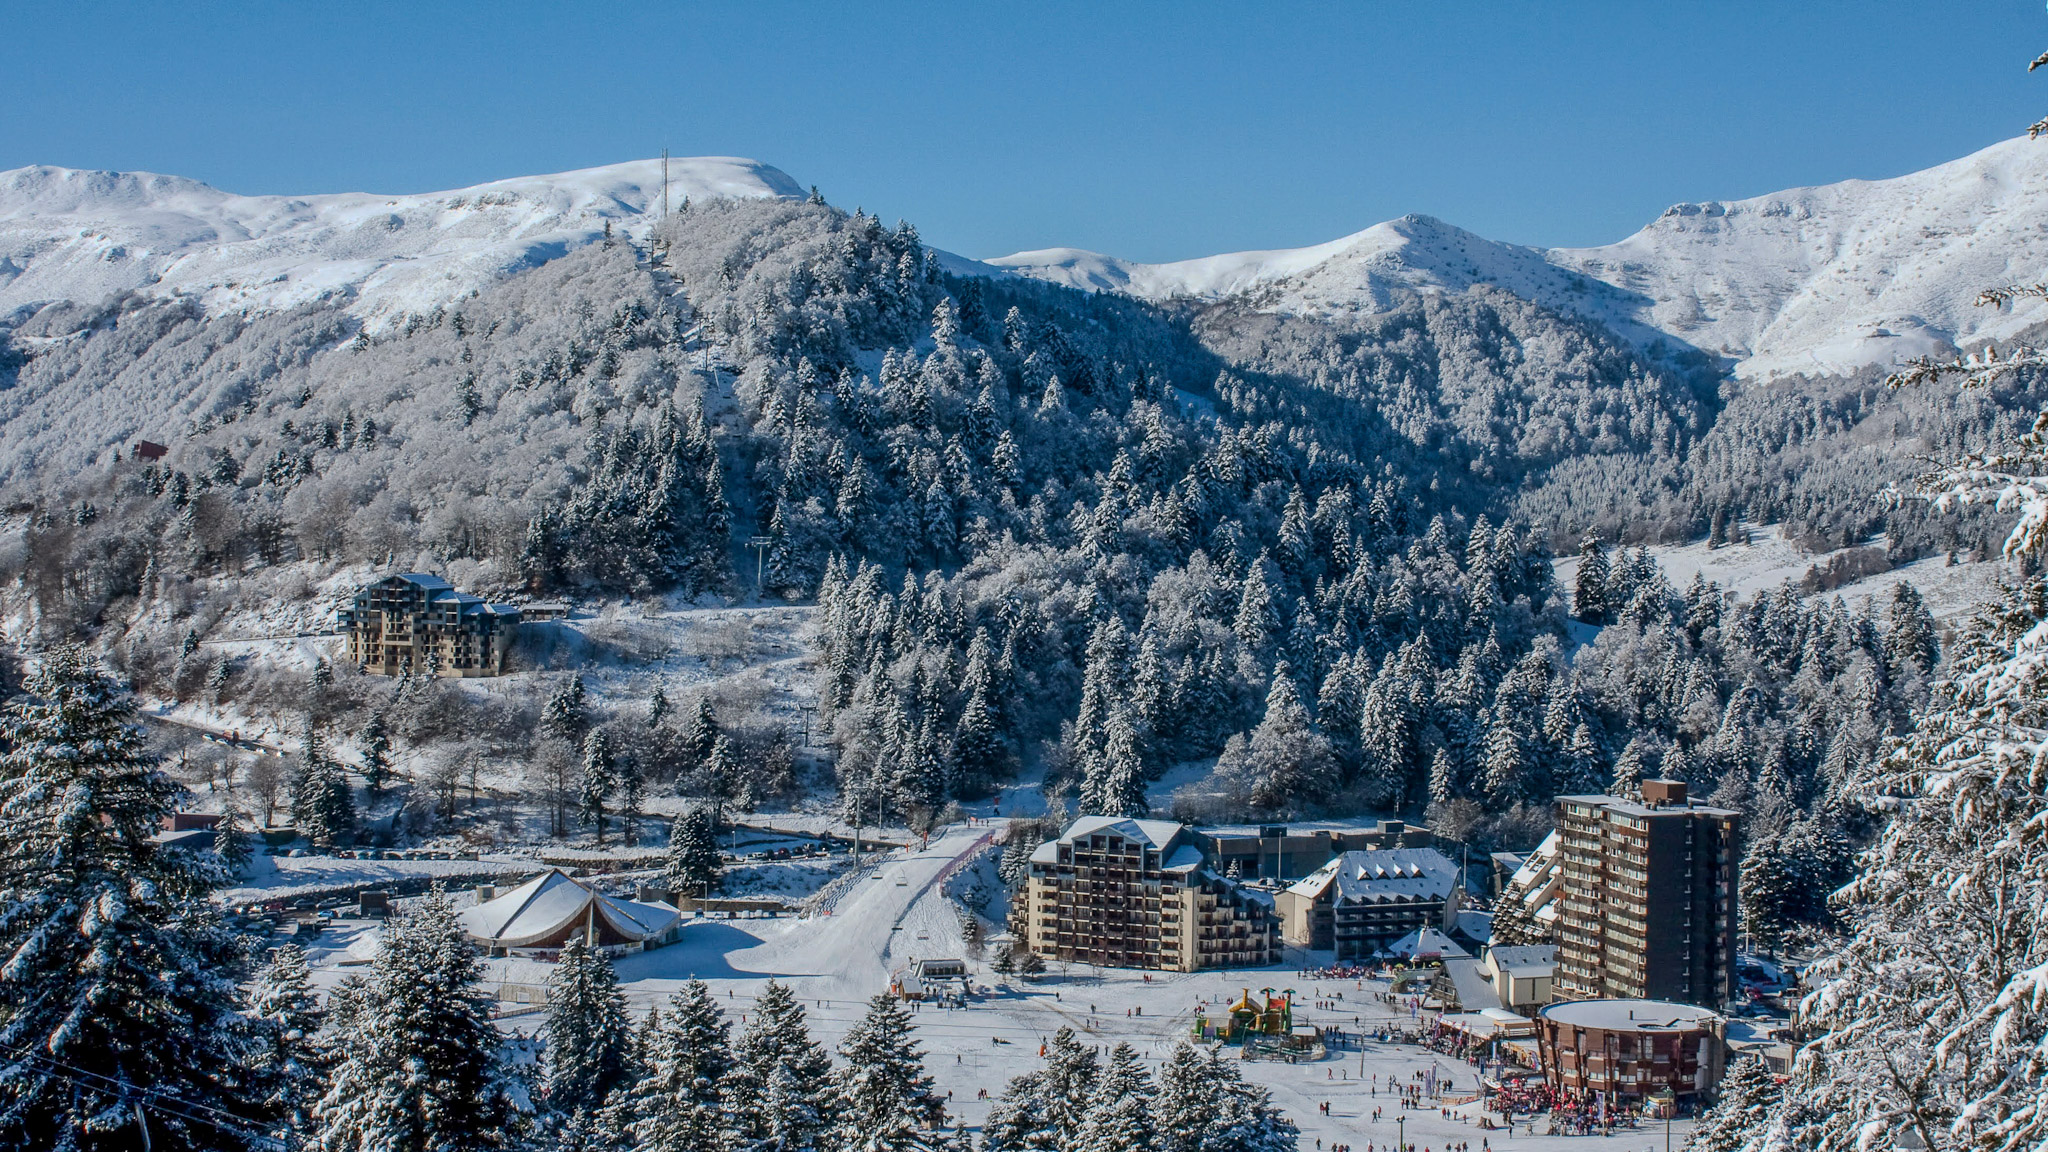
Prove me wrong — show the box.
[992,135,2048,380]
[0,157,803,327]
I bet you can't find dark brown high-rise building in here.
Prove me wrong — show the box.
[1553,780,1738,1009]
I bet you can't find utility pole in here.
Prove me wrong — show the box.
[661,148,670,220]
[748,535,773,594]
[797,704,816,747]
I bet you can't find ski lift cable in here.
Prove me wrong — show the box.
[0,1040,290,1150]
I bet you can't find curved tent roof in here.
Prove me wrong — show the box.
[456,869,680,949]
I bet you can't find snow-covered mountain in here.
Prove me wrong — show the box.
[0,157,803,327]
[991,135,2048,380]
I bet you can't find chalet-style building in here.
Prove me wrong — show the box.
[1274,847,1462,958]
[340,573,521,677]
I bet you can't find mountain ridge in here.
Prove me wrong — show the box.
[0,157,803,327]
[989,135,2048,380]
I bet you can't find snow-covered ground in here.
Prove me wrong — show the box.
[0,158,802,328]
[1554,523,2011,625]
[298,823,1691,1151]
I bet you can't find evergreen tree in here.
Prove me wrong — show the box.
[618,981,731,1152]
[648,684,672,729]
[1198,1045,1299,1152]
[358,708,392,795]
[684,697,722,770]
[949,683,1005,793]
[580,728,618,845]
[664,806,724,899]
[727,981,835,1152]
[1079,707,1147,817]
[1074,1043,1154,1152]
[1884,581,1940,674]
[1684,1056,1781,1152]
[982,1070,1057,1152]
[1038,1027,1098,1139]
[1574,538,1610,623]
[214,800,255,878]
[832,994,944,1152]
[546,934,631,1117]
[1739,837,1799,954]
[250,942,327,1133]
[292,723,355,849]
[0,648,257,1151]
[317,892,515,1150]
[542,674,590,743]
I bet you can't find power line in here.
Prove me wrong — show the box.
[0,1040,290,1150]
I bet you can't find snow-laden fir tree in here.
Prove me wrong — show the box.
[1154,1042,1296,1152]
[665,805,723,898]
[545,934,631,1119]
[1573,538,1610,623]
[982,1068,1056,1152]
[1073,1042,1154,1152]
[727,981,835,1152]
[0,646,257,1152]
[831,993,945,1152]
[214,800,255,878]
[616,981,730,1152]
[1745,56,2048,1151]
[315,890,517,1151]
[292,723,355,849]
[1686,1056,1781,1152]
[542,674,590,743]
[250,942,327,1133]
[357,708,392,794]
[580,728,617,845]
[1038,1026,1098,1141]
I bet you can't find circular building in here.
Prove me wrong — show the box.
[1537,999,1726,1101]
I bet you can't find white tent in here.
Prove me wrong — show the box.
[456,869,682,954]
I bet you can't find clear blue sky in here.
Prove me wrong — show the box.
[5,2,2046,262]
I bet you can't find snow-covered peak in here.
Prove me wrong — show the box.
[0,157,803,325]
[990,135,2048,379]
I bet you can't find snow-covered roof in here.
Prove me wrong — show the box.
[1286,848,1458,905]
[1555,793,1742,819]
[1060,815,1188,849]
[456,869,679,948]
[1440,957,1502,1011]
[1485,944,1557,977]
[1388,927,1470,960]
[1540,999,1722,1032]
[1163,844,1204,873]
[391,573,453,589]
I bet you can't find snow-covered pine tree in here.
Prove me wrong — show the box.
[664,805,724,899]
[250,942,327,1133]
[214,800,255,878]
[1685,1056,1781,1152]
[831,993,944,1152]
[981,1069,1057,1152]
[1155,1042,1218,1152]
[292,722,356,848]
[727,980,835,1152]
[1073,1042,1154,1152]
[580,728,618,845]
[545,934,631,1118]
[649,684,672,729]
[1038,1026,1098,1140]
[542,674,590,743]
[685,696,721,769]
[618,981,731,1152]
[1750,69,2048,1151]
[1196,1045,1298,1152]
[1574,538,1610,623]
[0,647,257,1152]
[357,707,393,794]
[315,891,516,1150]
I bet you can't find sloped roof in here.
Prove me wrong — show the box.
[456,869,679,947]
[1286,848,1458,905]
[1388,926,1470,960]
[1061,815,1187,849]
[389,572,453,589]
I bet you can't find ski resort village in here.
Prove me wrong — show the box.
[12,7,2048,1151]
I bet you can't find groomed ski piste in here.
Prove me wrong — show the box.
[296,821,1694,1152]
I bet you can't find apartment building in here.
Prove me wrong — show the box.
[1553,780,1739,1009]
[1192,819,1435,881]
[1274,847,1461,958]
[1024,816,1281,972]
[341,573,522,678]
